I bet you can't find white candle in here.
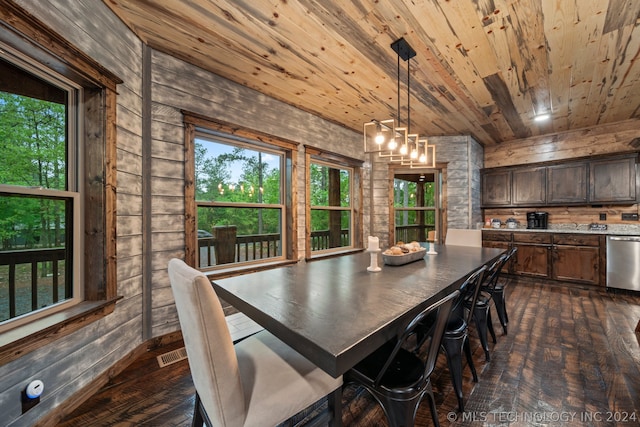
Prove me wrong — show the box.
[367,236,379,251]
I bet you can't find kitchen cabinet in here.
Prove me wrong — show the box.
[481,153,637,207]
[482,231,606,286]
[546,162,588,204]
[589,156,637,204]
[482,230,512,273]
[512,233,551,278]
[481,169,511,206]
[551,234,603,286]
[512,167,546,205]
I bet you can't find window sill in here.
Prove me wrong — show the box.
[204,259,299,280]
[306,248,365,262]
[0,297,121,366]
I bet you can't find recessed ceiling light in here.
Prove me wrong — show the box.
[534,113,550,122]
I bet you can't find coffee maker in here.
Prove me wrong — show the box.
[527,212,548,229]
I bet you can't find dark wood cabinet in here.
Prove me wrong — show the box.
[481,153,637,207]
[482,231,605,286]
[589,156,637,203]
[482,230,512,272]
[546,162,588,204]
[481,170,511,206]
[512,167,546,205]
[512,233,551,278]
[551,234,603,286]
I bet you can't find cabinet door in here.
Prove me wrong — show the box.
[589,156,637,203]
[512,167,546,205]
[551,245,600,285]
[482,170,511,206]
[513,243,550,278]
[547,162,588,204]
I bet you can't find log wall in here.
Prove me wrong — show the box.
[2,1,144,426]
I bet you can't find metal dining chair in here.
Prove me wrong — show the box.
[344,290,459,427]
[465,254,509,361]
[415,265,487,413]
[487,246,518,334]
[168,258,343,427]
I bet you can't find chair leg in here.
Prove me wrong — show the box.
[424,383,441,427]
[442,335,466,412]
[487,310,497,344]
[492,289,508,335]
[192,393,205,427]
[462,336,478,383]
[473,306,491,361]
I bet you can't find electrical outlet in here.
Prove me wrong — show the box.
[621,213,639,221]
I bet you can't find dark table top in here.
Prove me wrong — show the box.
[211,244,504,377]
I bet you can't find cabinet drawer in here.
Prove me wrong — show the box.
[513,232,552,244]
[553,234,601,246]
[482,231,512,242]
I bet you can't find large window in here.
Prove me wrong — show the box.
[309,161,353,253]
[0,52,81,329]
[193,131,289,270]
[393,171,441,243]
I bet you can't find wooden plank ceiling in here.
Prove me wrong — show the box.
[103,0,640,146]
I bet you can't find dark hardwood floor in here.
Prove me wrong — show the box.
[58,278,640,426]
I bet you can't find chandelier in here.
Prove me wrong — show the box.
[364,38,435,168]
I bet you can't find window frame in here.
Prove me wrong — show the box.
[0,46,83,330]
[0,3,121,365]
[183,112,299,274]
[304,146,363,259]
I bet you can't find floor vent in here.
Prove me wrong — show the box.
[157,347,188,368]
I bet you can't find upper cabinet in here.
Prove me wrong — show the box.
[481,153,638,207]
[481,169,511,206]
[589,156,637,203]
[546,162,588,204]
[512,167,546,205]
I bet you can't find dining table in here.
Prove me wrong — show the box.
[211,244,505,379]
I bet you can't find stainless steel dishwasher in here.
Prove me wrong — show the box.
[606,235,640,291]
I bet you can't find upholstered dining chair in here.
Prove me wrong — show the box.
[445,229,482,247]
[344,289,459,427]
[168,258,343,427]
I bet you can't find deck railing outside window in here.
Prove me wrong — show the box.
[0,247,68,322]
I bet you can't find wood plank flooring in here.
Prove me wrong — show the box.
[58,278,640,426]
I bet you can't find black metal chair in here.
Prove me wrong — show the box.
[465,253,509,361]
[488,246,518,335]
[344,289,459,427]
[415,265,487,413]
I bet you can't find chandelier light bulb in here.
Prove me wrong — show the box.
[399,145,408,155]
[388,138,397,150]
[375,132,385,144]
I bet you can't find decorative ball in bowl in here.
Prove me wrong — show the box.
[382,241,426,266]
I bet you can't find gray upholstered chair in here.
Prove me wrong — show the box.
[168,258,343,427]
[445,229,482,247]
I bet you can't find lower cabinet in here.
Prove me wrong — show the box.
[482,230,605,286]
[512,233,551,278]
[551,234,603,285]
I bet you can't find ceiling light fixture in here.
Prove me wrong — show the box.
[534,113,550,122]
[364,38,435,168]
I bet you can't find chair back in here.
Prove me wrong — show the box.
[446,229,482,247]
[481,253,509,291]
[453,265,487,326]
[373,290,459,386]
[168,258,246,427]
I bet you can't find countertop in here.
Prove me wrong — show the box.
[481,224,640,236]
